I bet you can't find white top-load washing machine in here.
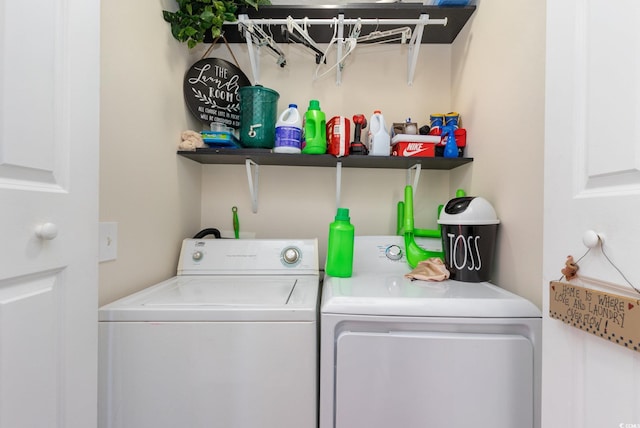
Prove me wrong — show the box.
[320,236,542,428]
[99,238,319,428]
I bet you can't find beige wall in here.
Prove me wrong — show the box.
[100,0,545,308]
[450,0,546,307]
[99,0,203,305]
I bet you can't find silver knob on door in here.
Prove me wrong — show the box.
[36,223,58,240]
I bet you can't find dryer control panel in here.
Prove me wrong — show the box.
[353,236,442,273]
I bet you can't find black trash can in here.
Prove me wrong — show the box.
[437,196,500,282]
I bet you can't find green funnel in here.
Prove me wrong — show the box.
[402,185,444,268]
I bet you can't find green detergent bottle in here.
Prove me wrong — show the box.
[302,99,327,154]
[325,208,354,278]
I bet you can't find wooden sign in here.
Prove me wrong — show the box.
[550,281,640,352]
[183,58,251,129]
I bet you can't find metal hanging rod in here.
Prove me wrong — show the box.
[233,17,448,27]
[233,13,447,85]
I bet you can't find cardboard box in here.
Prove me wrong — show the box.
[391,135,440,157]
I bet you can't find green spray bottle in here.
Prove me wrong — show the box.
[325,208,354,278]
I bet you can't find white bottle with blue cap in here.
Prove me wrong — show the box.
[274,104,303,154]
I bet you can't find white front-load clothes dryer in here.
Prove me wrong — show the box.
[320,236,541,428]
[99,239,320,428]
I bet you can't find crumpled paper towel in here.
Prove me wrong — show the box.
[404,258,450,282]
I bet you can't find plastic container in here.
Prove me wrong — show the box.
[428,113,445,136]
[435,128,467,157]
[442,127,458,158]
[200,130,240,148]
[445,112,460,129]
[327,116,351,158]
[274,104,303,154]
[302,100,327,154]
[368,110,391,156]
[325,208,355,278]
[404,118,418,135]
[392,118,417,136]
[437,196,500,282]
[239,85,280,148]
[436,0,470,6]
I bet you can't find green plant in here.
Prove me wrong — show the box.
[163,0,270,49]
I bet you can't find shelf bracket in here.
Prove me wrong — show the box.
[245,159,260,213]
[407,14,428,85]
[336,14,344,85]
[335,161,343,210]
[406,163,422,197]
[239,14,261,84]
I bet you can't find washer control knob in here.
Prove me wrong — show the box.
[192,251,203,261]
[385,245,403,261]
[282,247,300,265]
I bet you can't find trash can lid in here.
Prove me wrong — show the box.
[437,196,500,225]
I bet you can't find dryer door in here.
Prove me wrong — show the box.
[335,331,534,428]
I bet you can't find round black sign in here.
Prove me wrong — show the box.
[183,58,251,129]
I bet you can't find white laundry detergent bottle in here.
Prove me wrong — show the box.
[274,103,303,154]
[367,110,391,156]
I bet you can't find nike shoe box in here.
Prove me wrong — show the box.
[391,134,440,157]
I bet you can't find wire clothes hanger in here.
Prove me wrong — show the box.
[282,16,326,64]
[357,26,413,44]
[238,21,287,68]
[314,18,360,81]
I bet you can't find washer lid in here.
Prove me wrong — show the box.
[99,275,319,322]
[321,273,540,318]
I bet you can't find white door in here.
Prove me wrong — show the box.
[544,1,640,427]
[0,0,100,427]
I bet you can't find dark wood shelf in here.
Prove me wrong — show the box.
[218,4,476,44]
[178,148,473,170]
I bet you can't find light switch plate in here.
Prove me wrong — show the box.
[99,222,118,262]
